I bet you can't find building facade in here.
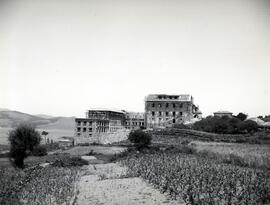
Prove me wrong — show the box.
[75,109,126,143]
[125,112,145,130]
[145,94,201,129]
[213,111,233,118]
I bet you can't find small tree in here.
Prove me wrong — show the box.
[41,131,49,144]
[128,129,152,150]
[236,113,248,121]
[8,124,41,168]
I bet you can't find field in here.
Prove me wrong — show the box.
[119,130,270,204]
[121,150,270,205]
[0,153,84,205]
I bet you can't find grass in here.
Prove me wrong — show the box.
[120,149,270,205]
[0,153,88,204]
[190,141,270,170]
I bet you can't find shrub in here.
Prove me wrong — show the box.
[51,156,88,167]
[238,120,259,133]
[128,129,152,150]
[31,145,47,156]
[193,116,258,134]
[8,124,41,168]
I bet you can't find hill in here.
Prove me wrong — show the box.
[0,109,75,145]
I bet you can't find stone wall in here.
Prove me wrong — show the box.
[75,130,130,145]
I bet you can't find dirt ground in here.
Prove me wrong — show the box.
[74,163,183,205]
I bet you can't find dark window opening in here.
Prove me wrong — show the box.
[152,103,155,107]
[83,128,86,132]
[152,111,155,116]
[173,119,176,123]
[159,112,162,116]
[166,103,169,108]
[173,112,176,116]
[166,112,169,116]
[77,127,81,132]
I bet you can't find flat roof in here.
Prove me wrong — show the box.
[87,108,125,114]
[145,94,193,102]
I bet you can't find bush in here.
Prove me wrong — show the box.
[237,120,259,133]
[193,116,258,134]
[51,156,88,167]
[8,124,41,168]
[128,129,152,150]
[31,145,47,156]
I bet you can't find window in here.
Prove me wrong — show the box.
[180,104,183,108]
[77,127,81,132]
[152,111,155,116]
[166,112,169,116]
[180,112,182,116]
[173,111,176,116]
[89,133,92,137]
[173,119,176,123]
[77,133,80,136]
[159,111,162,116]
[83,121,87,126]
[173,103,176,108]
[89,128,92,132]
[77,121,81,126]
[158,104,162,108]
[152,103,155,107]
[166,103,169,108]
[83,128,86,132]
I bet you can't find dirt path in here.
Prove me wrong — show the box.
[74,163,184,205]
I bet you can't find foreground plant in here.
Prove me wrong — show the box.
[121,151,270,205]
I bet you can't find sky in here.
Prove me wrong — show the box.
[0,0,270,118]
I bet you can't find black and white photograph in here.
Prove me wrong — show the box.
[0,0,270,204]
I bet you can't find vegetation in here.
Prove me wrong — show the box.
[128,129,152,149]
[121,149,270,205]
[192,115,259,134]
[31,145,47,156]
[0,165,79,205]
[8,124,41,168]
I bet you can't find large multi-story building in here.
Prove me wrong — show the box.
[75,109,126,140]
[145,94,201,129]
[125,112,145,130]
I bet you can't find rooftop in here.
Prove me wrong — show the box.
[87,108,125,114]
[145,94,193,102]
[213,110,233,114]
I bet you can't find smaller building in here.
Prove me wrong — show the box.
[213,111,233,118]
[125,112,145,130]
[58,137,74,149]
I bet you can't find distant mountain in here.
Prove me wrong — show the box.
[35,114,54,119]
[0,109,75,145]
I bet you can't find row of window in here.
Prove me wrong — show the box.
[150,118,179,123]
[151,111,182,116]
[77,121,92,126]
[77,127,93,132]
[126,121,145,126]
[150,103,184,108]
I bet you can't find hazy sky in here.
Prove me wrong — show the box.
[0,0,269,118]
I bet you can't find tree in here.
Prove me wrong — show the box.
[41,131,49,144]
[128,129,152,150]
[8,124,41,168]
[236,113,248,121]
[237,120,259,133]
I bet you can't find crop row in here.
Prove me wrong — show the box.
[121,152,270,205]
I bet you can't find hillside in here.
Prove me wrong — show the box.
[0,110,75,145]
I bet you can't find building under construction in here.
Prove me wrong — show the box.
[144,94,202,129]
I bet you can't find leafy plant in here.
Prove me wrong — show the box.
[8,124,41,168]
[128,129,152,150]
